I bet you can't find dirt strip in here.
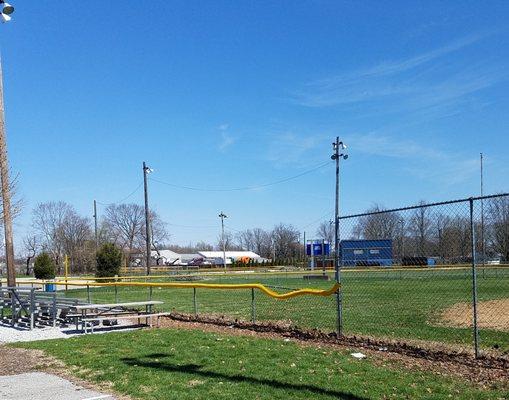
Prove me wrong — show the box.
[0,346,132,399]
[161,313,509,389]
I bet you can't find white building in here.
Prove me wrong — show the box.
[198,251,263,265]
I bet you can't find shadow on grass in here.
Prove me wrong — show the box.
[121,353,367,400]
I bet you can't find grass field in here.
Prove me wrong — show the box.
[61,266,509,355]
[17,327,508,399]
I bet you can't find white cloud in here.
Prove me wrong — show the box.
[217,124,236,152]
[291,32,507,119]
[345,131,480,186]
[266,132,326,166]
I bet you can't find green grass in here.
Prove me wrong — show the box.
[17,328,507,400]
[62,267,509,354]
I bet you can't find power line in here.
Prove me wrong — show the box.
[149,161,332,192]
[300,210,334,230]
[168,223,217,229]
[96,181,144,206]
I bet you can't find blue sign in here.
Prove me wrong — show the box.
[306,241,331,256]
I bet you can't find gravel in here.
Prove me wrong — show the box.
[0,325,77,344]
[0,320,139,344]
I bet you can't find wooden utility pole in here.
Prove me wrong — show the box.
[0,61,16,287]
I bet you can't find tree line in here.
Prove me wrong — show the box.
[21,201,307,273]
[345,197,509,262]
[23,201,169,274]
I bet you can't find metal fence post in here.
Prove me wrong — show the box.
[193,287,197,316]
[469,198,480,358]
[29,289,35,330]
[251,288,256,323]
[87,284,91,303]
[10,288,15,326]
[115,284,118,303]
[52,292,57,327]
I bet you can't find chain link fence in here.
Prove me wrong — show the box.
[43,193,508,359]
[338,194,509,357]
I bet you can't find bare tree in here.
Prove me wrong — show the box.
[0,172,23,223]
[32,202,93,273]
[487,196,509,260]
[272,223,300,259]
[408,202,433,256]
[353,205,401,240]
[59,210,92,271]
[316,221,334,243]
[32,201,73,272]
[169,241,213,253]
[139,210,169,250]
[103,203,145,260]
[217,231,235,251]
[251,228,272,258]
[441,216,471,263]
[22,234,38,275]
[236,229,254,251]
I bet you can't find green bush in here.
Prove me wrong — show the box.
[33,252,56,280]
[96,243,122,278]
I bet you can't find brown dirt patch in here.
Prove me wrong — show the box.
[440,298,509,331]
[0,345,132,399]
[159,314,509,389]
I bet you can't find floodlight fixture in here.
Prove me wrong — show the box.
[1,2,13,15]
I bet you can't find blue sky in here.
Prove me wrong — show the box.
[1,1,508,248]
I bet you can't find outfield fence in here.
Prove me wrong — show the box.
[337,193,509,358]
[5,193,508,359]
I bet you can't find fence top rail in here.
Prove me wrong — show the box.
[339,192,509,220]
[0,287,35,292]
[20,280,341,300]
[73,300,164,310]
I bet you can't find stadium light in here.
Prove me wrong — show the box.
[219,212,228,269]
[331,137,348,337]
[0,1,14,23]
[1,2,13,15]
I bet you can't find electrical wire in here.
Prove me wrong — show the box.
[96,181,144,206]
[167,223,217,229]
[300,210,334,230]
[149,161,332,192]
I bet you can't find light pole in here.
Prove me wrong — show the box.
[218,212,228,269]
[331,137,348,336]
[143,162,153,275]
[0,1,16,287]
[93,200,98,251]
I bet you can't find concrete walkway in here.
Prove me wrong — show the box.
[0,372,115,399]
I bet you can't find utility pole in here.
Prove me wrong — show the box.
[219,212,227,269]
[93,200,98,251]
[143,162,152,275]
[0,61,15,287]
[331,137,347,336]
